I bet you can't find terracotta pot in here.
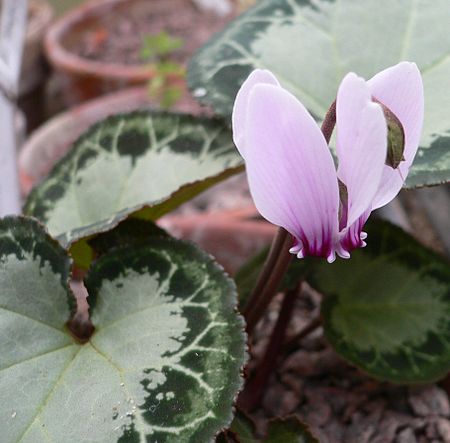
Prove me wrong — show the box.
[19,85,203,195]
[13,0,55,131]
[160,207,276,275]
[44,0,236,107]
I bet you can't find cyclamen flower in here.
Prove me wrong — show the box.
[232,62,423,262]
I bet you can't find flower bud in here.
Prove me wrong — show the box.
[373,98,405,169]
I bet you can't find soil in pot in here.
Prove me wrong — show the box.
[71,0,235,65]
[46,0,237,107]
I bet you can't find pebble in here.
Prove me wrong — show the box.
[262,380,300,416]
[437,418,450,442]
[370,414,405,443]
[396,428,417,443]
[280,370,304,394]
[408,386,450,417]
[301,401,332,428]
[283,350,318,376]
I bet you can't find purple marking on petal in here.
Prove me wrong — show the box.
[339,209,371,255]
[297,223,336,260]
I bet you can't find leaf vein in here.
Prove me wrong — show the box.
[0,306,66,335]
[0,344,74,373]
[16,347,81,442]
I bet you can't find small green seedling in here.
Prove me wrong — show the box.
[141,31,183,59]
[141,31,185,109]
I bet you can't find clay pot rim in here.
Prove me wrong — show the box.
[19,86,154,195]
[44,0,156,81]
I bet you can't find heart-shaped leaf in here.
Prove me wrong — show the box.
[310,219,450,384]
[219,412,319,442]
[1,217,246,442]
[188,0,450,187]
[88,218,169,258]
[24,112,243,247]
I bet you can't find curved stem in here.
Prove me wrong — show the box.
[243,227,288,313]
[244,229,293,334]
[239,284,299,411]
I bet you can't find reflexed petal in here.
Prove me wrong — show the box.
[232,69,280,159]
[367,62,424,209]
[245,83,340,259]
[336,73,387,227]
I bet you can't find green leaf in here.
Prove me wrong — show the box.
[188,0,450,187]
[24,111,243,248]
[141,31,184,60]
[228,410,257,442]
[1,217,246,442]
[161,86,184,109]
[68,219,169,272]
[265,417,319,443]
[87,218,169,258]
[310,219,450,384]
[221,413,318,443]
[156,61,186,76]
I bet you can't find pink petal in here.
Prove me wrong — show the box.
[367,62,424,209]
[244,83,340,261]
[336,73,387,228]
[232,69,280,159]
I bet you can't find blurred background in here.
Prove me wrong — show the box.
[49,0,81,14]
[50,0,82,14]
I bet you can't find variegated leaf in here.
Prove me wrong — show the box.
[188,0,450,187]
[24,112,243,248]
[1,217,246,442]
[312,220,450,383]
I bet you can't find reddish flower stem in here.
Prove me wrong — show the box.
[243,228,293,334]
[243,227,289,319]
[239,284,300,412]
[243,100,337,334]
